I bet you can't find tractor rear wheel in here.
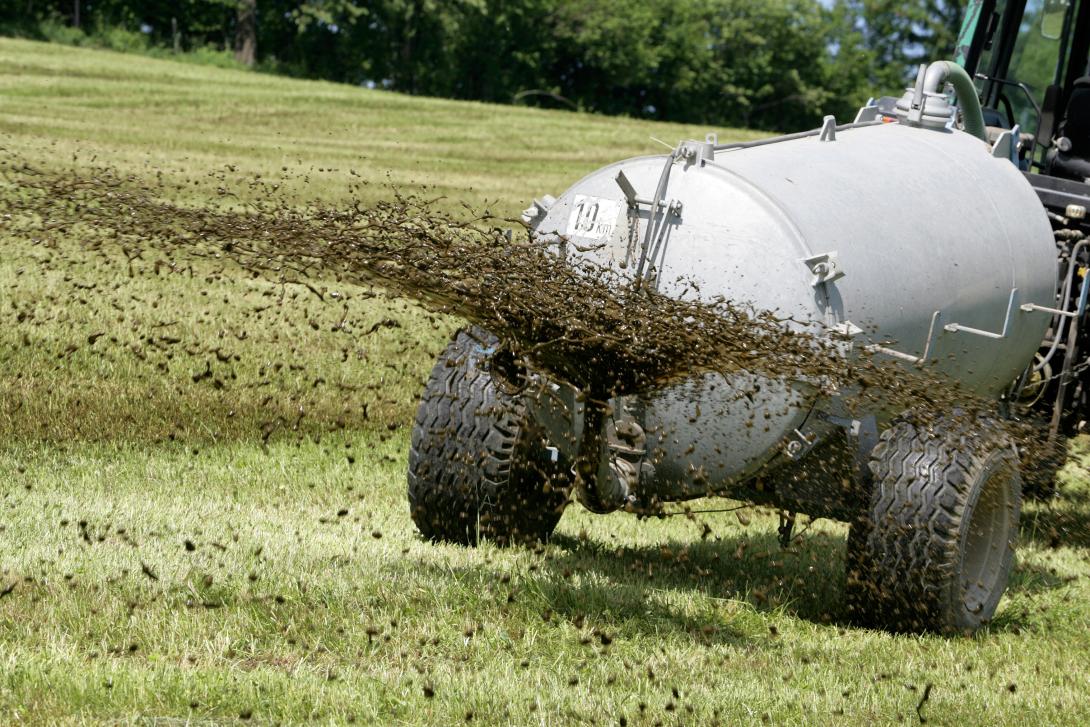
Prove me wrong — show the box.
[845,417,1022,634]
[408,328,569,546]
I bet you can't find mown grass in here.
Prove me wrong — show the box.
[2,37,1090,725]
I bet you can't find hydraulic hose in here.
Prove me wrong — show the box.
[923,61,989,142]
[1034,239,1087,373]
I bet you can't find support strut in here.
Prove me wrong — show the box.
[572,393,640,514]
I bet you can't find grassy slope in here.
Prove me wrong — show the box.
[1,37,1089,725]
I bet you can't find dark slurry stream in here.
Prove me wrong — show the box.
[0,155,1062,476]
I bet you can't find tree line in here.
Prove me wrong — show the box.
[4,1,966,132]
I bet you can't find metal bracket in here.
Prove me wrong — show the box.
[801,251,845,287]
[908,65,928,126]
[818,412,880,487]
[838,312,941,365]
[853,99,881,124]
[1021,302,1078,318]
[520,194,556,226]
[615,171,679,214]
[990,123,1021,165]
[871,310,942,364]
[678,135,716,163]
[819,115,838,142]
[843,290,1027,363]
[783,428,818,460]
[777,512,796,547]
[944,288,1019,340]
[990,129,1015,160]
[820,412,878,440]
[833,320,864,336]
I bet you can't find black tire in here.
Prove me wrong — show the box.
[407,328,569,546]
[845,418,1022,634]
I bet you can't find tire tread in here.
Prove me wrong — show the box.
[407,328,568,545]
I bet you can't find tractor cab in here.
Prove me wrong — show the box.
[961,0,1090,181]
[958,0,1090,438]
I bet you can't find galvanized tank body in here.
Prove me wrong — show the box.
[529,121,1056,501]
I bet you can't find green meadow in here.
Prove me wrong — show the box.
[1,37,1089,725]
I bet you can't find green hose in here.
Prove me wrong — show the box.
[928,60,989,142]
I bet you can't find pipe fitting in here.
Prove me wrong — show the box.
[896,61,988,142]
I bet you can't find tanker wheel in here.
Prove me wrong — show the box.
[407,327,569,546]
[844,418,1022,634]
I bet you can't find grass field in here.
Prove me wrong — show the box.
[2,36,1090,725]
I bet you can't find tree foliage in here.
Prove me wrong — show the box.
[2,1,973,132]
[832,0,965,91]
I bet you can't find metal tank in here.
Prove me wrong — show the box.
[408,61,1059,633]
[520,95,1057,515]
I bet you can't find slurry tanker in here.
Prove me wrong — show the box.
[409,0,1090,633]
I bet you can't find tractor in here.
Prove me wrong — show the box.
[407,0,1090,634]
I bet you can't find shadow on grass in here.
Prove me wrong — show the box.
[547,529,1071,636]
[416,523,1072,641]
[407,530,846,645]
[1004,558,1068,595]
[1022,483,1090,549]
[545,530,846,626]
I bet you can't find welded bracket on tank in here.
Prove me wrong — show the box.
[817,411,880,496]
[676,135,717,164]
[853,99,881,124]
[990,123,1021,165]
[943,288,1019,340]
[837,313,941,366]
[523,377,643,514]
[520,195,556,227]
[614,171,674,213]
[864,310,943,365]
[818,115,837,142]
[1020,301,1079,318]
[783,427,819,461]
[523,378,579,462]
[800,251,845,287]
[819,413,879,451]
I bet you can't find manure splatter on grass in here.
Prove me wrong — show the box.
[1,155,992,410]
[0,151,1068,636]
[3,41,1090,725]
